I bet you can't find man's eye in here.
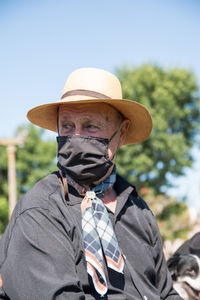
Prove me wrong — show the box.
[86,124,99,131]
[63,124,71,129]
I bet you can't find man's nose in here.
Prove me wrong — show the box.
[74,126,83,136]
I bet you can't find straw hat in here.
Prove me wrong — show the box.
[27,67,152,145]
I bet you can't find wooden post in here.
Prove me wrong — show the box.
[0,136,26,218]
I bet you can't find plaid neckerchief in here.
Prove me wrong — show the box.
[81,167,124,296]
[91,165,117,197]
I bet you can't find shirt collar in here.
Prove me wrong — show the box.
[66,174,135,212]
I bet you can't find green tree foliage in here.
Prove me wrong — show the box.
[16,125,57,198]
[116,64,200,193]
[0,197,9,234]
[0,145,10,233]
[141,188,192,241]
[0,125,57,233]
[0,146,8,200]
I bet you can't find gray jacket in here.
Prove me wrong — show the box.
[0,172,182,300]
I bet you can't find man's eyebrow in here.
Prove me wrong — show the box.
[83,119,103,127]
[59,115,72,121]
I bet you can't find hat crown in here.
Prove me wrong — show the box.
[61,68,122,100]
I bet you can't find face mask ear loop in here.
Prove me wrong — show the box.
[110,152,116,162]
[108,122,122,143]
[108,122,122,162]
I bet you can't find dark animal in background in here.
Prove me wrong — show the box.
[167,232,200,300]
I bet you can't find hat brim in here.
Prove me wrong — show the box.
[27,98,152,145]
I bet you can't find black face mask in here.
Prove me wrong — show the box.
[57,129,118,185]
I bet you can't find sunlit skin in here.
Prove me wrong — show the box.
[58,103,130,212]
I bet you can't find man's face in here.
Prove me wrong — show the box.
[58,103,130,161]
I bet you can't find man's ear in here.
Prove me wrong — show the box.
[118,119,130,147]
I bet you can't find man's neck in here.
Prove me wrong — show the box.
[65,173,117,213]
[101,187,117,213]
[65,174,90,196]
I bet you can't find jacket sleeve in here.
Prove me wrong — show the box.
[0,208,86,300]
[152,218,183,300]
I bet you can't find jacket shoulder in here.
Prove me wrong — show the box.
[15,172,63,215]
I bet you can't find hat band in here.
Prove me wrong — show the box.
[61,89,111,100]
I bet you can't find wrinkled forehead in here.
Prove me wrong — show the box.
[58,103,123,122]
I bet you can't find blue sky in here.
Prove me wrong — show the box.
[0,0,200,210]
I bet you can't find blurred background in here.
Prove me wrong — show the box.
[0,0,200,257]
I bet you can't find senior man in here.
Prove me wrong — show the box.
[0,68,182,299]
